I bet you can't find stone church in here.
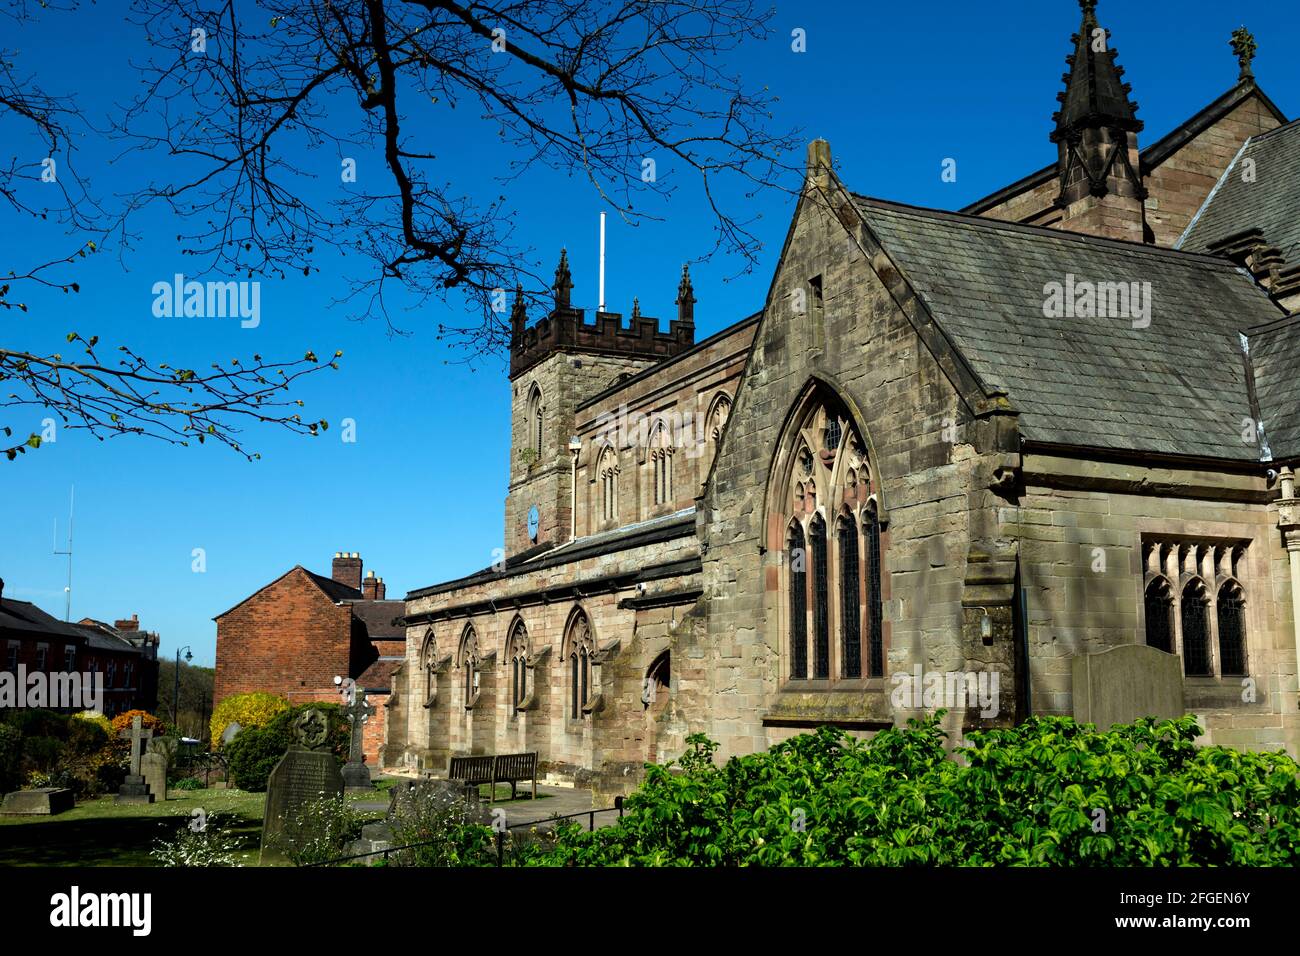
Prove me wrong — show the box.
[385,2,1300,796]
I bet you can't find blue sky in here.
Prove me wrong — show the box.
[3,1,1296,666]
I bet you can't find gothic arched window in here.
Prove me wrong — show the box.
[527,385,544,459]
[838,514,861,679]
[708,394,732,443]
[650,421,674,507]
[420,629,437,707]
[1216,580,1247,676]
[458,624,480,707]
[597,446,619,523]
[1180,579,1211,676]
[789,521,808,680]
[507,620,529,715]
[864,502,884,677]
[565,609,595,719]
[810,513,829,679]
[774,389,884,686]
[1144,577,1174,653]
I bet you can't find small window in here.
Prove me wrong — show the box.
[35,644,48,671]
[1144,578,1174,653]
[1216,581,1247,676]
[64,645,76,671]
[1180,580,1211,676]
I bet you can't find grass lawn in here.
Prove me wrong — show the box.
[0,782,397,867]
[0,788,266,867]
[0,776,544,866]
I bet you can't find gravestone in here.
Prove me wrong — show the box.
[1,787,74,816]
[141,751,168,802]
[341,691,376,791]
[114,715,156,805]
[260,708,344,863]
[1072,643,1185,729]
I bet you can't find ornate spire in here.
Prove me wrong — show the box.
[675,263,696,324]
[1230,27,1257,82]
[631,297,642,320]
[553,248,573,310]
[1051,0,1142,142]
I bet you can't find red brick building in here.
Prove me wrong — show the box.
[212,553,403,765]
[0,578,160,717]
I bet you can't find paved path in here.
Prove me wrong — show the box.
[355,777,616,831]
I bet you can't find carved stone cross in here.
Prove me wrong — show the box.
[342,691,375,765]
[118,715,153,777]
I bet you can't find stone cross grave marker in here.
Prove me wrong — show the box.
[342,691,376,791]
[114,715,156,804]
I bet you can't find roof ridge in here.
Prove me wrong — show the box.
[853,193,1241,266]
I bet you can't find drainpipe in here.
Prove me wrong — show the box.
[1276,467,1300,701]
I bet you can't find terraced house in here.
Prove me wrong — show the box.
[386,2,1300,796]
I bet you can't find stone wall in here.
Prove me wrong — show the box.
[1016,454,1298,753]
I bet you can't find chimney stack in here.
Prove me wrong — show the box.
[333,551,363,591]
[114,614,140,632]
[362,570,380,601]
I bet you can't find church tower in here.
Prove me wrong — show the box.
[504,251,696,556]
[1050,0,1150,243]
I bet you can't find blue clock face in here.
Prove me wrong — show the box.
[527,505,540,542]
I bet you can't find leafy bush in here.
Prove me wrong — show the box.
[0,723,22,793]
[172,776,205,791]
[110,709,166,738]
[385,783,497,867]
[72,711,113,736]
[506,715,1300,867]
[20,736,64,774]
[4,708,70,741]
[272,794,364,866]
[151,812,244,867]
[210,692,289,750]
[223,703,347,792]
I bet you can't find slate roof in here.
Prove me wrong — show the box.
[1246,315,1300,459]
[1179,119,1300,267]
[348,600,405,639]
[854,196,1287,460]
[302,569,364,602]
[0,597,84,639]
[356,657,403,692]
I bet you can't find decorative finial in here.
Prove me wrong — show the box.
[631,297,641,320]
[1079,0,1097,19]
[1230,27,1257,81]
[675,263,696,323]
[509,283,527,333]
[553,248,573,310]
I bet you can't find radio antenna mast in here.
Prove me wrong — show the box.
[53,486,73,621]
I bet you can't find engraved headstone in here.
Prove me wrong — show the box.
[140,751,168,802]
[260,708,344,863]
[114,715,156,805]
[1072,643,1185,729]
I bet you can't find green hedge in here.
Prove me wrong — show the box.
[509,715,1299,867]
[224,703,348,792]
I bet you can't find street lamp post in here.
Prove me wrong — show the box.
[173,645,193,731]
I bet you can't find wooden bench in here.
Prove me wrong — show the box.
[447,755,496,792]
[445,752,538,801]
[492,752,538,801]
